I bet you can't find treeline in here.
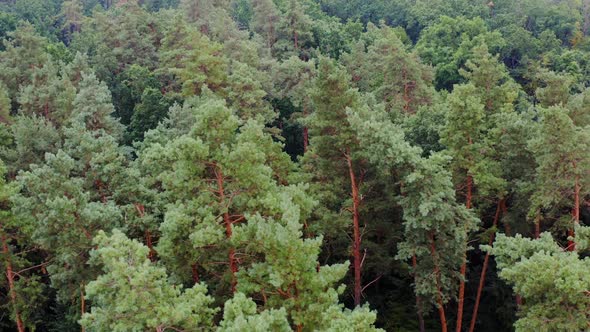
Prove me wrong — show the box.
[0,0,588,331]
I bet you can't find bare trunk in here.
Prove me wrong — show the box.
[469,199,505,332]
[2,234,24,332]
[457,174,473,332]
[145,229,156,262]
[346,153,362,306]
[215,166,237,293]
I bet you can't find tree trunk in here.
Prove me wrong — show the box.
[2,234,25,332]
[457,174,473,332]
[465,174,473,210]
[430,233,447,332]
[215,166,237,293]
[135,204,156,261]
[81,284,86,332]
[145,229,156,262]
[569,171,580,251]
[345,153,362,306]
[469,199,505,332]
[412,255,426,332]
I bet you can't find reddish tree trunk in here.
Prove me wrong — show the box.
[569,171,580,251]
[345,153,362,306]
[469,199,505,332]
[430,233,447,332]
[465,174,473,210]
[145,229,156,262]
[457,174,473,332]
[215,166,238,293]
[2,234,25,332]
[135,204,156,261]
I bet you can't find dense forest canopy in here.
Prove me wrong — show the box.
[0,0,589,331]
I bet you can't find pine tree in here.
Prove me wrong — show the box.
[534,69,575,107]
[13,73,129,327]
[272,56,316,152]
[0,115,61,175]
[528,106,590,249]
[59,0,84,44]
[80,230,217,331]
[273,0,313,59]
[251,0,281,49]
[304,57,367,306]
[217,293,291,331]
[440,44,516,331]
[344,24,434,114]
[0,161,29,332]
[0,22,49,101]
[489,232,590,331]
[224,60,276,123]
[17,60,76,127]
[234,188,381,331]
[0,82,11,124]
[158,17,228,97]
[347,102,478,332]
[141,94,291,293]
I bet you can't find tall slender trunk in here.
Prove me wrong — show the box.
[412,255,426,332]
[345,153,362,306]
[465,174,473,210]
[215,166,237,293]
[2,234,24,332]
[469,199,505,332]
[534,213,540,239]
[457,174,473,332]
[569,167,580,251]
[430,233,447,332]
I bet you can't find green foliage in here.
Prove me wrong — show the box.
[416,16,505,90]
[81,229,217,331]
[489,232,590,331]
[1,1,590,331]
[528,106,590,230]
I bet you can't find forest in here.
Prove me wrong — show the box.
[0,0,589,331]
